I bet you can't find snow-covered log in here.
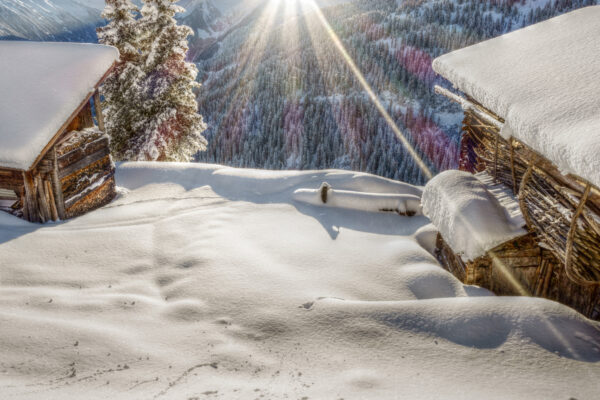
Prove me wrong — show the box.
[293,182,422,216]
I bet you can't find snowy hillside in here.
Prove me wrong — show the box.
[0,0,240,43]
[0,0,102,41]
[1,163,599,399]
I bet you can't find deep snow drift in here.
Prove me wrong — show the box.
[0,163,599,400]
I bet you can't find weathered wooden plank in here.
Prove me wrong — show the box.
[59,147,110,180]
[35,174,50,223]
[495,249,541,258]
[0,179,23,190]
[22,171,39,223]
[0,169,24,183]
[61,158,112,201]
[64,172,115,212]
[37,159,54,174]
[93,90,105,132]
[51,148,66,220]
[80,101,94,129]
[498,257,541,268]
[58,136,109,169]
[19,186,28,221]
[57,129,105,157]
[46,180,59,221]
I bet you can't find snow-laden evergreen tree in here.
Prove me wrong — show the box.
[97,0,144,160]
[131,0,207,161]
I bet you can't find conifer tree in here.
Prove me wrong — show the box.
[131,0,207,162]
[97,0,144,160]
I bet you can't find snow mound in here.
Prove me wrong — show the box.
[0,163,598,400]
[311,296,600,361]
[0,41,118,170]
[293,182,423,215]
[433,6,600,188]
[414,223,439,255]
[422,170,527,261]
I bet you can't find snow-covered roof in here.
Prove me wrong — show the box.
[0,41,118,171]
[422,170,527,262]
[432,6,600,189]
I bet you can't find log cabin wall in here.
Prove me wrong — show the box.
[54,128,115,219]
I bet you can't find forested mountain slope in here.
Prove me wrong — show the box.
[196,0,597,184]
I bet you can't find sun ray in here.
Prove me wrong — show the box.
[203,0,282,144]
[303,0,433,180]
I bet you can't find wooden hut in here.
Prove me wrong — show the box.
[0,42,119,223]
[428,6,600,320]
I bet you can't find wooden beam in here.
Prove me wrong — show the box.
[51,148,66,220]
[80,101,95,129]
[0,179,23,190]
[58,136,109,169]
[36,174,50,223]
[93,90,105,132]
[434,85,504,130]
[46,180,59,221]
[0,168,25,181]
[19,186,28,221]
[22,171,39,223]
[59,147,110,179]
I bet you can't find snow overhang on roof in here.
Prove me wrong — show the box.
[0,41,119,171]
[432,6,600,189]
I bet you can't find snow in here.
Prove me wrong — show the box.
[432,6,600,189]
[1,163,599,399]
[475,171,526,227]
[414,223,439,255]
[0,41,118,170]
[422,170,527,262]
[293,182,422,215]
